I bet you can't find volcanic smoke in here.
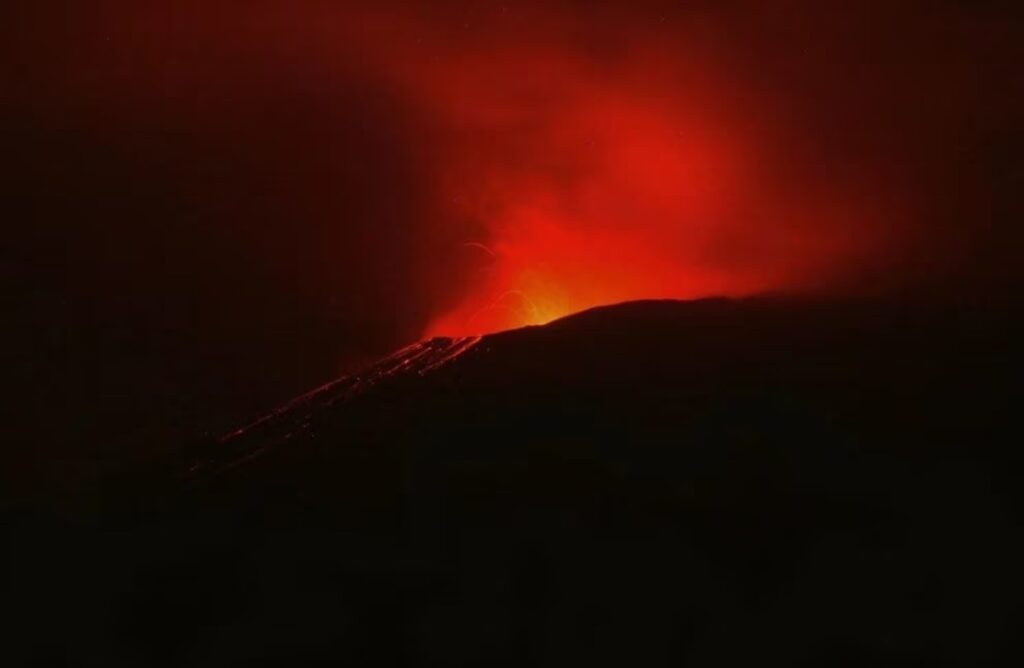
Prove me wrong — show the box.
[331,6,903,336]
[30,2,1012,347]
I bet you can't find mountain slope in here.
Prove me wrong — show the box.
[12,297,1022,666]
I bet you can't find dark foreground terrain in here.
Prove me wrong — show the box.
[7,297,1022,666]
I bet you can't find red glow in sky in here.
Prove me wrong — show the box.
[31,2,1010,348]
[333,8,892,336]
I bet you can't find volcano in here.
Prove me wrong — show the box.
[10,297,1021,666]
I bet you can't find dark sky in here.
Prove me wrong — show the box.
[5,1,1021,504]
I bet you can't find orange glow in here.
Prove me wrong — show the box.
[328,7,897,336]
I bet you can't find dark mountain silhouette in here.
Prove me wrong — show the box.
[8,297,1022,666]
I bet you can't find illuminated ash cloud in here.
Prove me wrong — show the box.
[15,1,1017,346]
[325,1,1017,335]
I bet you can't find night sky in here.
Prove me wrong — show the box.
[6,1,1022,505]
